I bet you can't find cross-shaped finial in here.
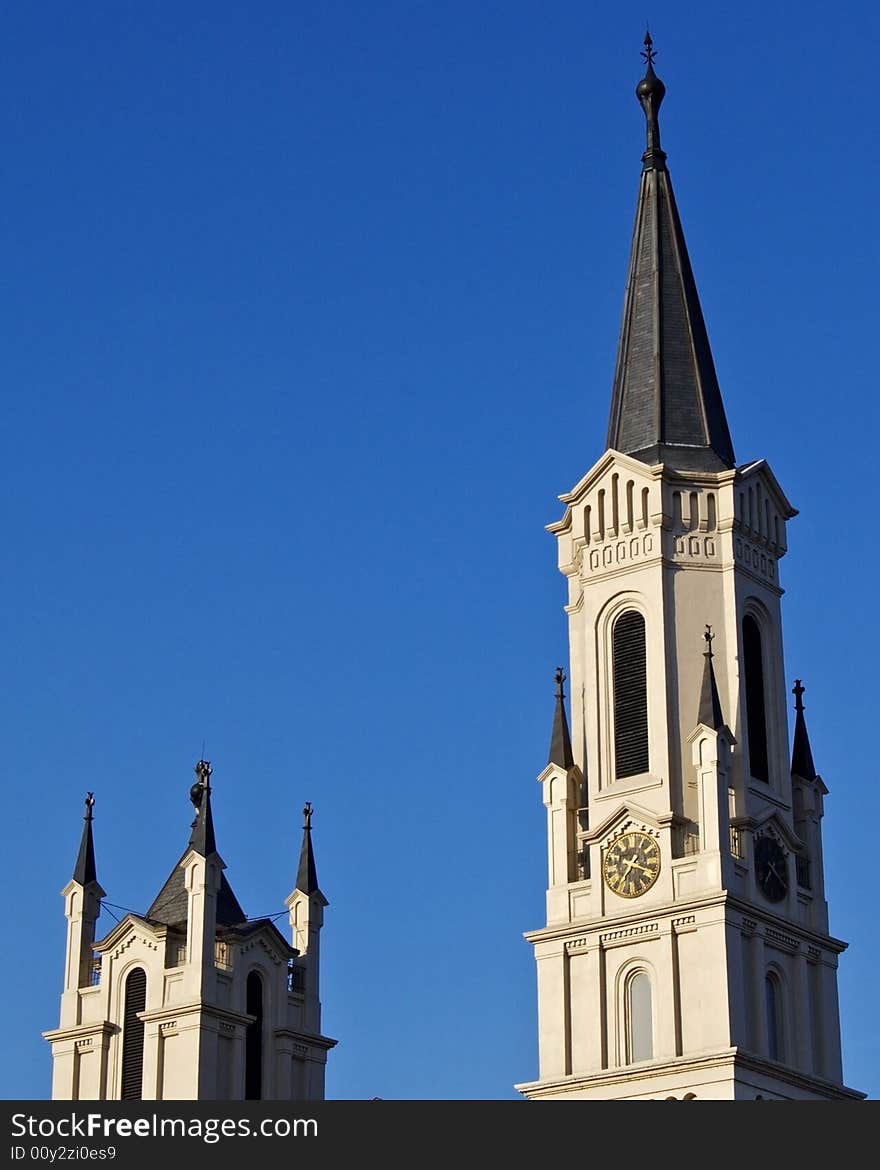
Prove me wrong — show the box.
[793,679,805,712]
[195,759,212,786]
[704,624,715,656]
[555,666,566,699]
[641,28,657,66]
[303,801,313,830]
[84,792,95,821]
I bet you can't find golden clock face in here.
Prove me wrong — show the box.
[603,830,661,898]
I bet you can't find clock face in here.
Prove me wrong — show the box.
[754,835,788,902]
[603,830,661,898]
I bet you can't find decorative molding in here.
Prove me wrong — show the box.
[74,1038,93,1052]
[601,922,659,948]
[764,926,800,953]
[565,937,589,954]
[734,536,777,583]
[672,916,697,934]
[159,1021,177,1035]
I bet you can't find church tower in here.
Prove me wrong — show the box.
[44,762,336,1100]
[516,38,863,1102]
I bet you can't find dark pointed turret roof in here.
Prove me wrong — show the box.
[73,792,98,885]
[548,667,575,769]
[145,759,247,928]
[790,680,817,780]
[606,34,736,473]
[188,759,217,857]
[697,626,725,729]
[296,802,322,896]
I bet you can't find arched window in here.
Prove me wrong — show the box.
[613,611,649,778]
[245,971,264,1100]
[742,615,769,781]
[627,971,653,1063]
[765,974,783,1061]
[121,968,147,1100]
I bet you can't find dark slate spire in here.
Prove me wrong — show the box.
[791,680,817,780]
[188,759,217,857]
[296,802,322,896]
[606,33,736,473]
[697,625,725,729]
[72,792,98,885]
[548,667,575,769]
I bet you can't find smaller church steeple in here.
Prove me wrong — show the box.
[72,792,98,886]
[548,668,575,769]
[697,625,725,730]
[791,679,817,781]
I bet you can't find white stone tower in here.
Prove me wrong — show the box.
[516,36,863,1102]
[44,762,336,1100]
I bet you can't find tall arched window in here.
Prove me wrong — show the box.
[613,610,649,778]
[627,970,653,1063]
[121,968,147,1100]
[742,616,769,781]
[245,971,264,1100]
[765,974,783,1061]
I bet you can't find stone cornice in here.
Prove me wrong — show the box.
[42,1020,116,1044]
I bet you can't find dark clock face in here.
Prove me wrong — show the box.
[603,830,661,898]
[754,835,788,902]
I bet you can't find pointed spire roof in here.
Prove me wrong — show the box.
[72,792,98,885]
[791,680,817,780]
[548,667,575,769]
[188,759,217,857]
[697,626,725,729]
[146,759,247,927]
[606,33,736,473]
[296,802,323,897]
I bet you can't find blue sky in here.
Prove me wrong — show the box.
[3,1,878,1100]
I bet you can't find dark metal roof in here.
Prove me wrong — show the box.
[72,792,98,886]
[606,37,736,473]
[790,679,817,781]
[548,668,575,769]
[697,627,725,730]
[296,802,323,897]
[146,865,247,928]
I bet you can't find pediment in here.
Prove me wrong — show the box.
[735,459,797,520]
[548,449,660,536]
[752,809,804,853]
[94,914,166,958]
[582,799,661,844]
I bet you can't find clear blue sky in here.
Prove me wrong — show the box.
[3,1,878,1100]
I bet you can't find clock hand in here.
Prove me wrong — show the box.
[627,859,656,877]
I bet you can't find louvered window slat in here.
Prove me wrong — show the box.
[613,611,649,778]
[121,968,146,1100]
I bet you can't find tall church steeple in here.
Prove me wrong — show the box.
[517,36,861,1103]
[606,32,735,473]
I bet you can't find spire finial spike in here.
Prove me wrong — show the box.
[73,792,98,885]
[84,791,95,822]
[793,678,806,712]
[697,625,725,730]
[555,666,566,700]
[642,28,656,66]
[303,801,313,830]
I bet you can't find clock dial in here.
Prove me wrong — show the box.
[603,830,661,898]
[754,835,788,902]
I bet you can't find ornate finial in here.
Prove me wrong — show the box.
[704,624,715,656]
[303,801,313,830]
[191,759,212,807]
[636,27,667,170]
[641,28,657,66]
[84,792,95,821]
[555,667,567,700]
[793,679,806,712]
